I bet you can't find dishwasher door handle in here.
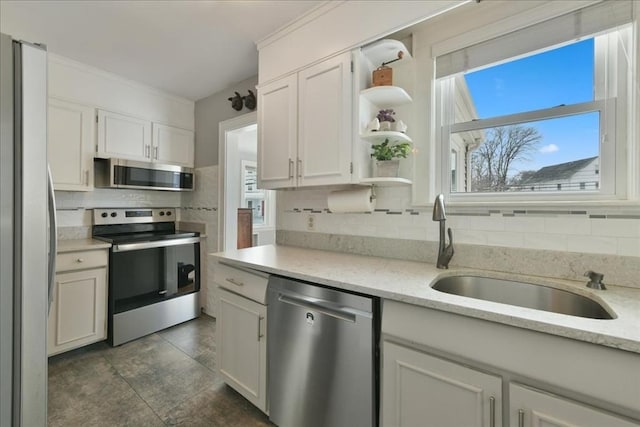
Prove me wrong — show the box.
[278,293,357,323]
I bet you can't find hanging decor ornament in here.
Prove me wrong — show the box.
[244,89,256,110]
[228,91,243,111]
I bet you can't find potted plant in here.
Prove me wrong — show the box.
[376,109,395,131]
[370,138,412,177]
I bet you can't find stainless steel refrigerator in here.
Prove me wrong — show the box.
[1,33,54,426]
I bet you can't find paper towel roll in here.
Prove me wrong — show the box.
[327,188,376,213]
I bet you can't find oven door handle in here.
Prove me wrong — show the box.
[112,236,200,252]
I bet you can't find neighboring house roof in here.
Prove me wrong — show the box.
[523,156,598,184]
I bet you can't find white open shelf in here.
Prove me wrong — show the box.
[359,177,413,187]
[360,86,412,106]
[361,39,413,67]
[360,131,412,144]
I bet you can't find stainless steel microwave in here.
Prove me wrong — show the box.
[94,158,194,191]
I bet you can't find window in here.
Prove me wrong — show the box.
[241,160,271,227]
[435,1,633,202]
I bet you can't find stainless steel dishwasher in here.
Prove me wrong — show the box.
[267,275,379,427]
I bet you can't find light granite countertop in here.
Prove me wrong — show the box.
[57,238,111,253]
[212,244,640,354]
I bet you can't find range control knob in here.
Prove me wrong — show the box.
[110,212,117,218]
[159,211,165,216]
[101,212,108,218]
[166,211,172,216]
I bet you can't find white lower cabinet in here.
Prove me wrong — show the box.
[382,340,502,427]
[218,287,267,413]
[382,300,640,427]
[48,249,108,356]
[510,383,639,427]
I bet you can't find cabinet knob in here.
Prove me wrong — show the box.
[76,258,84,263]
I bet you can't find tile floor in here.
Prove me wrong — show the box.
[47,315,273,426]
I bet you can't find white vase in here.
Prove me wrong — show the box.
[392,120,407,133]
[372,159,400,177]
[379,121,392,131]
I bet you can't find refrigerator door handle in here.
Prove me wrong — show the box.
[47,165,57,312]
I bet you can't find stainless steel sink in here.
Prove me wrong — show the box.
[431,275,614,319]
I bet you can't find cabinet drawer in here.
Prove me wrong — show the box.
[56,249,108,272]
[213,262,269,304]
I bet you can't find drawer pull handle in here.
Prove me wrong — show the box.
[76,258,84,263]
[226,278,244,287]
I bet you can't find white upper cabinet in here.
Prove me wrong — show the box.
[152,123,194,167]
[48,98,95,191]
[297,52,353,187]
[258,74,298,189]
[97,109,151,162]
[258,51,353,189]
[97,110,194,167]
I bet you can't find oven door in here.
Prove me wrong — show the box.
[109,237,200,314]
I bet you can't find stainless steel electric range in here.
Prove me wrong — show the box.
[93,208,200,346]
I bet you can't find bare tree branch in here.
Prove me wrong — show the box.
[471,125,542,191]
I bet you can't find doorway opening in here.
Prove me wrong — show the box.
[218,112,275,252]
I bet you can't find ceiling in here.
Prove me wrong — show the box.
[0,0,322,101]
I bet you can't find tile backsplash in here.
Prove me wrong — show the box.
[277,187,640,258]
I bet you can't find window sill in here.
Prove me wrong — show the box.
[443,198,640,212]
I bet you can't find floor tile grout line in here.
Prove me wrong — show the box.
[100,343,170,426]
[144,326,221,422]
[157,319,219,375]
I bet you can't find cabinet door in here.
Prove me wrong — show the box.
[97,110,152,161]
[48,267,107,356]
[48,98,95,191]
[510,383,639,427]
[257,74,297,189]
[218,288,267,413]
[297,51,353,187]
[152,123,194,167]
[382,340,502,427]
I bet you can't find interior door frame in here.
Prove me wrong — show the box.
[217,111,257,252]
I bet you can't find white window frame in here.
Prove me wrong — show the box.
[441,95,617,200]
[240,159,275,230]
[433,2,635,206]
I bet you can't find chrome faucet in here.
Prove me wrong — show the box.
[432,194,454,269]
[585,270,606,290]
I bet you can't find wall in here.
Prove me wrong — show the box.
[194,75,258,167]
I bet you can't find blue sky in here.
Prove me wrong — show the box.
[463,39,599,174]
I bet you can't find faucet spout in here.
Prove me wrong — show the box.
[432,194,454,269]
[432,194,447,221]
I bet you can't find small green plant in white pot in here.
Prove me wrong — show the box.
[370,139,412,177]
